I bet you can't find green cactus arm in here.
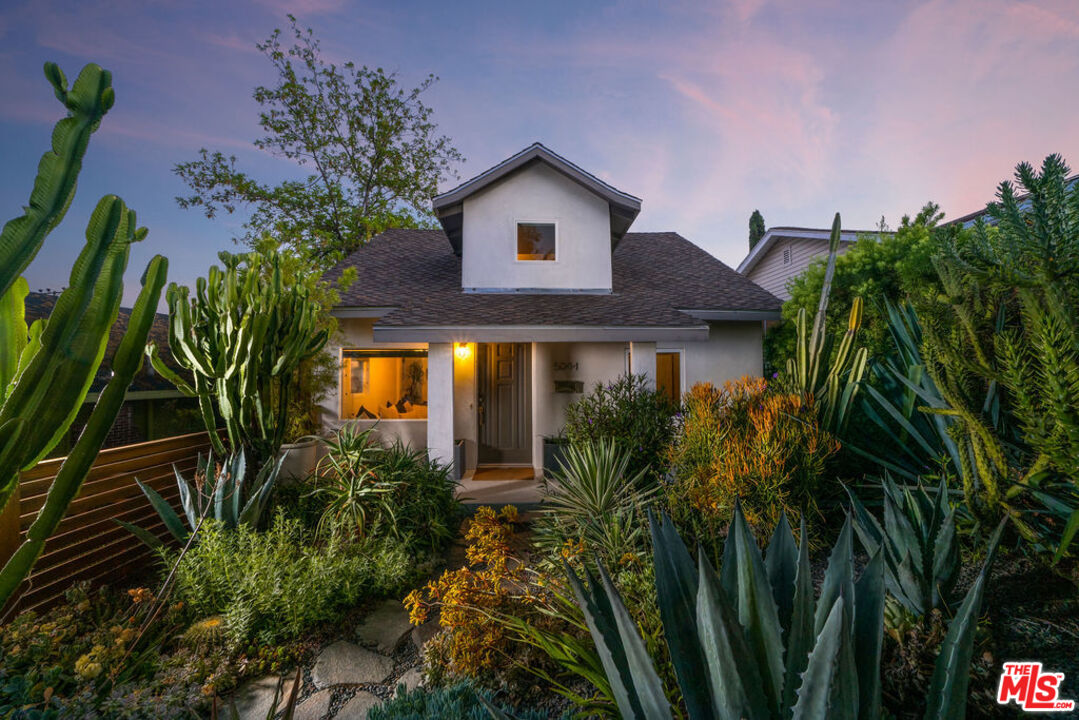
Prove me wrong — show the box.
[0,64,113,298]
[145,341,195,396]
[0,278,30,399]
[0,196,142,511]
[0,254,167,608]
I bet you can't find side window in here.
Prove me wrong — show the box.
[341,349,428,419]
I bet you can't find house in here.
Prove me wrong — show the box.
[322,143,782,478]
[24,292,202,454]
[736,226,887,301]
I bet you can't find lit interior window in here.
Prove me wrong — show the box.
[341,349,428,420]
[517,222,556,261]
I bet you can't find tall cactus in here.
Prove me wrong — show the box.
[149,250,328,468]
[786,213,869,433]
[0,63,168,608]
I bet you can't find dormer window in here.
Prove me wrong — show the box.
[517,222,556,261]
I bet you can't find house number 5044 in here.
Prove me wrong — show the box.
[553,362,578,371]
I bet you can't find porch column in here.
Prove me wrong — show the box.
[531,342,552,477]
[629,341,657,389]
[427,342,455,467]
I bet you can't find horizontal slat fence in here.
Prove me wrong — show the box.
[1,431,214,617]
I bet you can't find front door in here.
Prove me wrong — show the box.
[478,343,532,464]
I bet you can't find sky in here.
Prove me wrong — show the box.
[2,0,1079,306]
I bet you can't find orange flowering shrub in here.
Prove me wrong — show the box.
[667,376,840,540]
[404,505,535,678]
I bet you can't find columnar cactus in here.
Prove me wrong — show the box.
[149,250,328,468]
[0,63,168,607]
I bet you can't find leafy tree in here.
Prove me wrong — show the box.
[765,203,949,367]
[174,16,463,263]
[749,209,766,249]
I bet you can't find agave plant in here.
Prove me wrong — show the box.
[120,452,282,548]
[562,502,1001,720]
[847,475,958,618]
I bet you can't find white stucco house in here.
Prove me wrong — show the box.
[321,143,782,478]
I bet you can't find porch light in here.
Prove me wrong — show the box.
[454,343,472,360]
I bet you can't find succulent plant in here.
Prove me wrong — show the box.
[120,451,282,547]
[562,502,1001,720]
[847,475,959,617]
[785,213,869,434]
[0,62,168,608]
[148,250,328,468]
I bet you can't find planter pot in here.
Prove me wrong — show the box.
[277,438,320,483]
[543,439,569,476]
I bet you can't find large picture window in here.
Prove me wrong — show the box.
[341,349,428,420]
[516,222,556,261]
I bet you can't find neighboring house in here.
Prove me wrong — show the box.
[323,143,782,477]
[736,226,887,301]
[24,292,201,454]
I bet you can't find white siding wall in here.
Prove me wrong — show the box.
[747,238,851,300]
[461,163,613,291]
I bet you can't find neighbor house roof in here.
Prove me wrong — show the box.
[24,292,184,397]
[736,226,890,276]
[432,143,643,255]
[945,172,1079,228]
[326,228,781,341]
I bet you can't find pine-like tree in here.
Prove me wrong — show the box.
[749,209,766,249]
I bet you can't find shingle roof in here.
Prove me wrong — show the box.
[326,228,781,328]
[24,292,182,394]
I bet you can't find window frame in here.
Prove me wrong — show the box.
[339,347,430,422]
[621,347,686,403]
[514,219,559,263]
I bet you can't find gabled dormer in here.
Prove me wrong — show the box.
[432,143,641,293]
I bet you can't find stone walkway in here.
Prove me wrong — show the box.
[231,598,438,720]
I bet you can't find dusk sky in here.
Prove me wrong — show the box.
[2,0,1078,306]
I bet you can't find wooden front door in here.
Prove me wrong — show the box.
[478,343,532,464]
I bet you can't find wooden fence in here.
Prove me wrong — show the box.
[0,431,213,616]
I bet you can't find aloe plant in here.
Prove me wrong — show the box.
[565,502,1001,720]
[148,250,328,467]
[847,475,958,617]
[0,63,168,608]
[785,213,869,433]
[120,451,282,548]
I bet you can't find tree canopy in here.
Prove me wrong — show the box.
[174,16,464,264]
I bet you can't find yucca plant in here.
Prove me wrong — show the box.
[535,439,655,565]
[846,475,958,617]
[563,502,1001,720]
[0,62,168,608]
[120,451,282,548]
[785,213,869,434]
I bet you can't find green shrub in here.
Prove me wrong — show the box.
[368,440,461,552]
[308,427,461,552]
[563,373,677,488]
[166,513,421,645]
